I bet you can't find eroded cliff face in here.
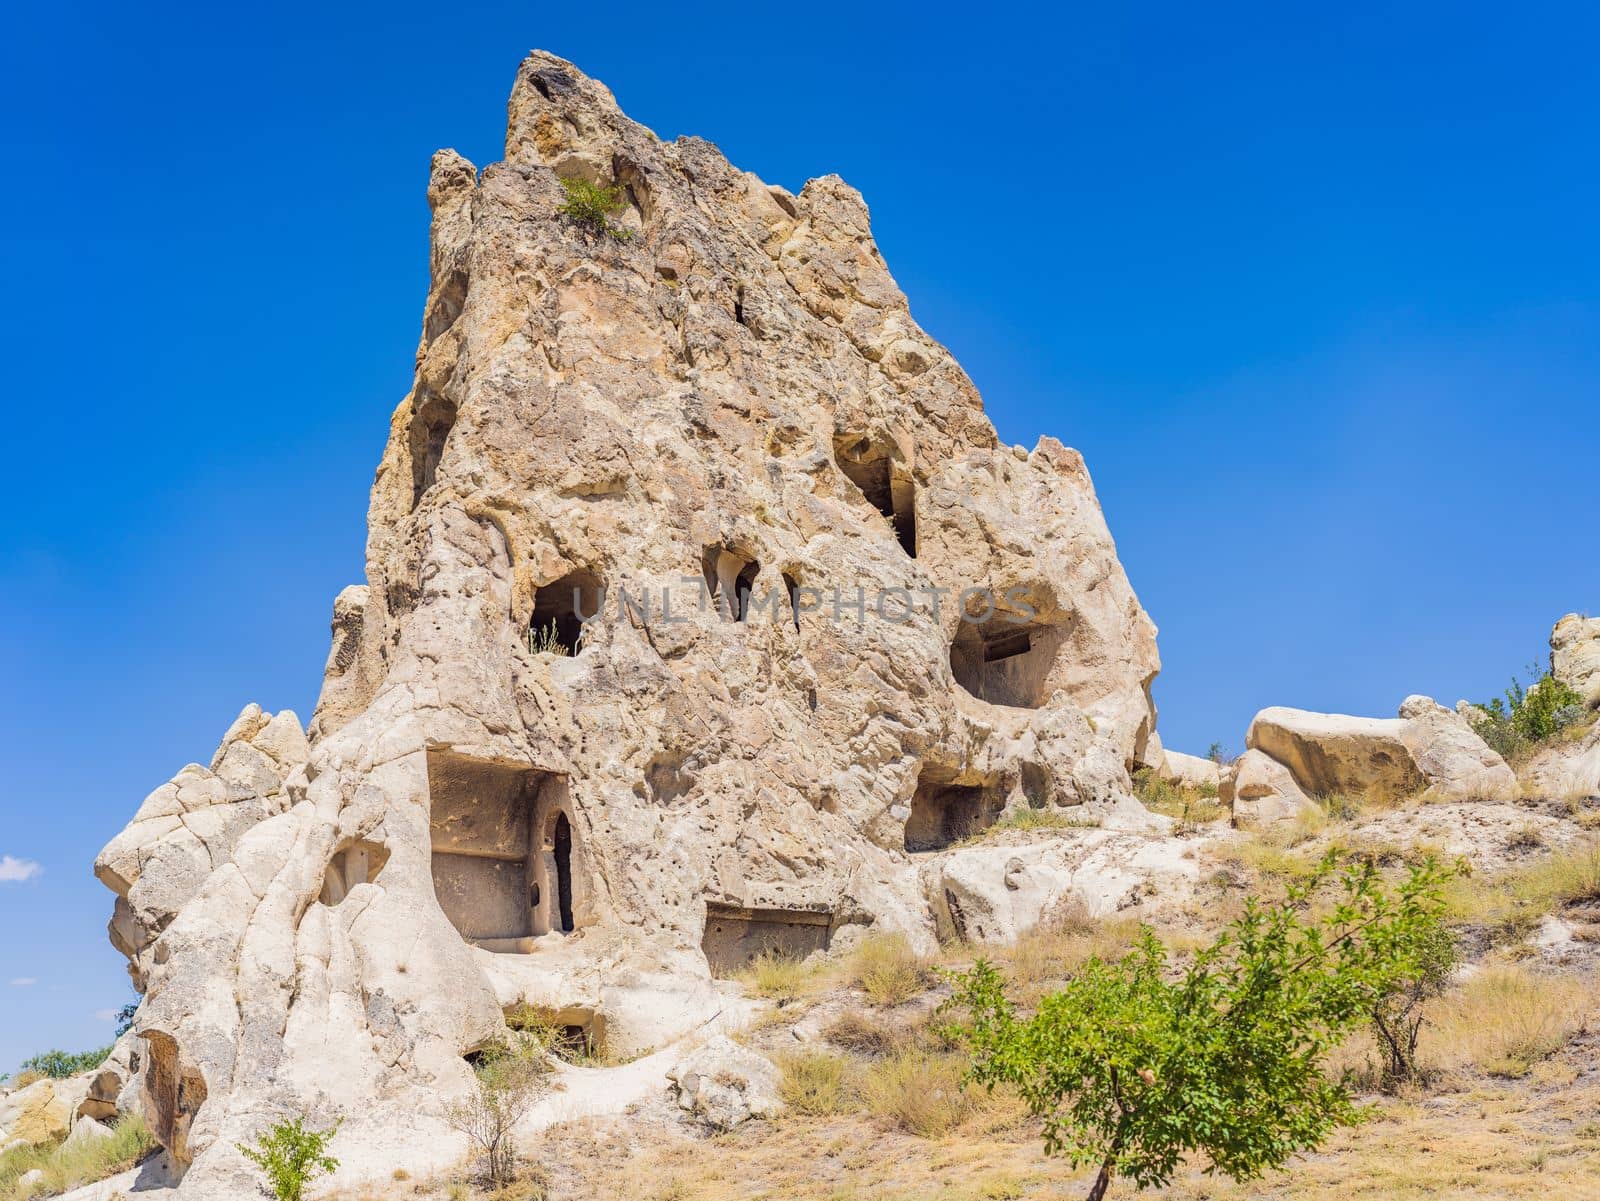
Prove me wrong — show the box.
[93,52,1159,1193]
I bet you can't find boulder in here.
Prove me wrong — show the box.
[0,1076,87,1146]
[667,1037,782,1130]
[63,1114,115,1150]
[1160,750,1221,790]
[1552,614,1600,708]
[1222,749,1316,826]
[1245,698,1514,802]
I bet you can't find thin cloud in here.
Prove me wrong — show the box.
[93,1008,120,1023]
[10,977,38,987]
[0,856,42,883]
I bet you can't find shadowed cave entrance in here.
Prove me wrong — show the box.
[949,613,1066,709]
[904,766,1005,852]
[529,570,603,655]
[427,750,584,952]
[834,434,915,557]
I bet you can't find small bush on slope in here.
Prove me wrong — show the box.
[238,1116,340,1201]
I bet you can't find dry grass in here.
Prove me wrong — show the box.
[1134,770,1225,829]
[1426,965,1591,1077]
[776,1050,857,1116]
[737,950,824,1005]
[856,1047,1008,1138]
[821,1011,904,1058]
[849,933,930,1006]
[1444,840,1600,942]
[0,1114,155,1200]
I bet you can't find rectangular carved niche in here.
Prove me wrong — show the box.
[701,901,833,976]
[427,750,574,953]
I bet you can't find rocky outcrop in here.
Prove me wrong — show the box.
[1245,698,1514,803]
[666,1037,782,1130]
[1221,750,1315,825]
[922,828,1196,945]
[0,1077,87,1146]
[1552,614,1600,708]
[93,52,1160,1195]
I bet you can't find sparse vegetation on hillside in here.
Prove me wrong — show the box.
[1132,769,1223,832]
[1473,662,1587,761]
[0,1114,154,1201]
[445,1045,552,1186]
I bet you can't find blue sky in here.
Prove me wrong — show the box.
[2,2,1596,1072]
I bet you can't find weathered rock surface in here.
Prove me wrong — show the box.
[0,1076,87,1146]
[666,1036,782,1130]
[1245,698,1513,802]
[1552,613,1600,708]
[1159,749,1221,790]
[1222,749,1315,826]
[93,52,1160,1195]
[922,827,1197,944]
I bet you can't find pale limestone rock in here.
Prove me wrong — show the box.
[667,1036,782,1130]
[1222,749,1316,826]
[922,828,1196,945]
[0,1076,86,1146]
[1552,613,1600,708]
[1397,696,1518,801]
[94,52,1160,1196]
[1245,699,1513,803]
[63,1115,114,1150]
[1160,749,1221,790]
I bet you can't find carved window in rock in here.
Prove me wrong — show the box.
[529,570,604,655]
[904,766,1004,852]
[949,610,1066,709]
[426,750,586,952]
[702,547,760,622]
[834,434,915,557]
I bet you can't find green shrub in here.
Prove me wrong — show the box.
[1474,662,1585,760]
[18,1046,112,1079]
[556,177,633,241]
[947,853,1457,1200]
[1370,921,1458,1090]
[237,1117,340,1201]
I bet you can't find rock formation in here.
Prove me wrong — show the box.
[1552,613,1600,709]
[1240,696,1515,808]
[90,51,1161,1195]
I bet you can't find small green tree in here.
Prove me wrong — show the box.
[1370,920,1457,1090]
[946,853,1455,1201]
[237,1117,340,1201]
[556,177,633,241]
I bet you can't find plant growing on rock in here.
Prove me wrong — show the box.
[237,1116,339,1201]
[445,1044,552,1185]
[946,853,1457,1201]
[1474,662,1585,759]
[556,176,633,241]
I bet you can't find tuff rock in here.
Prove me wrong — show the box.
[1552,613,1600,708]
[1245,697,1514,803]
[92,51,1161,1194]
